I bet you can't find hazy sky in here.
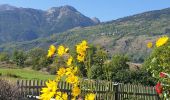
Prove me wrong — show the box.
[0,0,170,22]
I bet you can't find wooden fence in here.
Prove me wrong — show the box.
[116,84,160,100]
[17,80,160,100]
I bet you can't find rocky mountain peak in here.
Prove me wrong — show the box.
[60,5,77,12]
[46,5,77,14]
[91,17,100,24]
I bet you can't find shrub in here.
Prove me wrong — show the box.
[0,79,20,100]
[28,48,52,70]
[144,35,170,98]
[0,52,9,62]
[40,40,97,100]
[12,50,27,67]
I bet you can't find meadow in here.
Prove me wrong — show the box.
[0,68,55,80]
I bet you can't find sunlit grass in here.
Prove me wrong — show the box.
[0,68,55,80]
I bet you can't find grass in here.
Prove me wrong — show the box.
[0,68,55,80]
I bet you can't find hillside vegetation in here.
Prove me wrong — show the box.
[1,7,170,62]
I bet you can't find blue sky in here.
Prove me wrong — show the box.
[0,0,170,22]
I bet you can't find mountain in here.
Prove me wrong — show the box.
[0,4,17,11]
[1,7,170,62]
[0,4,99,44]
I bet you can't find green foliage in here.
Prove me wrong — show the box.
[114,70,131,83]
[143,41,170,79]
[77,46,109,78]
[12,50,27,67]
[143,39,170,98]
[0,43,155,86]
[90,47,109,79]
[28,48,52,70]
[110,54,129,71]
[92,47,108,67]
[91,65,105,80]
[131,70,156,85]
[0,52,9,62]
[73,45,97,78]
[91,54,129,81]
[91,53,155,85]
[47,64,57,75]
[110,54,130,82]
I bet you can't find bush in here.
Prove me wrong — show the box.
[130,70,156,86]
[143,40,170,79]
[12,50,27,67]
[0,79,21,100]
[143,36,170,98]
[91,54,130,81]
[0,52,9,62]
[91,54,155,85]
[28,48,52,70]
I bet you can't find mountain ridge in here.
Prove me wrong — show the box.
[103,7,170,25]
[0,4,99,44]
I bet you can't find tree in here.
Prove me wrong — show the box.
[28,48,52,70]
[110,54,129,71]
[91,54,130,82]
[108,54,130,82]
[91,47,108,80]
[92,47,108,67]
[12,50,27,67]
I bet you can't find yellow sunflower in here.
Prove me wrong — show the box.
[76,40,88,62]
[85,93,96,100]
[66,74,79,84]
[76,40,88,55]
[67,56,73,66]
[55,92,62,100]
[62,93,68,100]
[147,42,153,48]
[57,45,69,56]
[156,36,169,47]
[57,67,66,77]
[77,55,85,62]
[65,67,78,75]
[40,80,57,100]
[72,86,81,97]
[47,45,56,57]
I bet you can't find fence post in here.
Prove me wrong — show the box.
[114,83,119,100]
[16,80,21,97]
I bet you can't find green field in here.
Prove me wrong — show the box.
[0,68,55,80]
